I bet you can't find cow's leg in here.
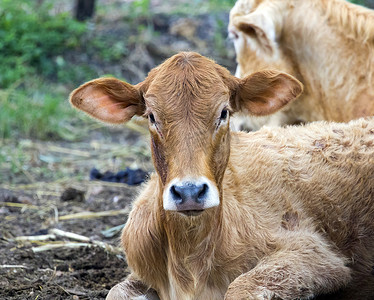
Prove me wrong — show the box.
[225,231,351,300]
[106,275,160,300]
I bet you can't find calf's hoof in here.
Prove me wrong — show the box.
[106,282,130,300]
[106,281,160,300]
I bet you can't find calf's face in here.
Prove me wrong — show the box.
[70,52,302,215]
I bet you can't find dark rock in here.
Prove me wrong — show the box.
[60,187,85,202]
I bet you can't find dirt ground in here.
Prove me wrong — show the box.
[0,126,151,300]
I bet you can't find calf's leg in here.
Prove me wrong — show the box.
[106,274,160,300]
[225,232,351,300]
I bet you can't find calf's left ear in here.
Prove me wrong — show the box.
[233,70,303,116]
[69,77,144,124]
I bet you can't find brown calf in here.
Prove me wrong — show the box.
[70,52,374,300]
[229,0,374,131]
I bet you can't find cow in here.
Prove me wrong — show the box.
[229,0,374,131]
[69,52,374,300]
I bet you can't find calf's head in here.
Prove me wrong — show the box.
[70,52,302,216]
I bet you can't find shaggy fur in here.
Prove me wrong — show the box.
[229,0,374,130]
[69,52,374,300]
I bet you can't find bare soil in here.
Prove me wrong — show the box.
[0,181,137,300]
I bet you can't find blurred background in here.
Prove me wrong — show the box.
[0,1,373,299]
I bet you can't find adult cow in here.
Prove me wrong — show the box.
[70,52,374,300]
[229,0,374,131]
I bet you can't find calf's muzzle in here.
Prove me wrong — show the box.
[171,182,208,208]
[163,177,219,214]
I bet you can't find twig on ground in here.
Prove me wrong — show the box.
[32,241,122,254]
[0,265,30,269]
[35,191,61,197]
[45,144,91,157]
[12,234,57,242]
[49,228,89,242]
[32,242,93,252]
[58,207,130,220]
[51,205,59,223]
[11,228,123,254]
[64,288,87,296]
[1,202,39,209]
[101,223,125,238]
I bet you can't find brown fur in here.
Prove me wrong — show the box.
[69,52,374,300]
[229,0,374,130]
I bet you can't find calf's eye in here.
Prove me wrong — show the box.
[220,109,228,121]
[149,113,156,124]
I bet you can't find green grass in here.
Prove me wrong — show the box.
[0,0,91,140]
[0,0,87,88]
[0,79,81,141]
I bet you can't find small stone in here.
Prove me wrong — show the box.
[60,188,85,202]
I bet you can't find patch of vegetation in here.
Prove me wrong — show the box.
[0,0,86,88]
[0,0,92,140]
[0,79,81,141]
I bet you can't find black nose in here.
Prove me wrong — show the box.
[170,182,208,204]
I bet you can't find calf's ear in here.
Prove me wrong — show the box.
[233,70,303,116]
[69,77,144,124]
[233,13,276,55]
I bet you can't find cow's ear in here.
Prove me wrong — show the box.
[232,70,303,116]
[69,77,144,124]
[232,12,278,55]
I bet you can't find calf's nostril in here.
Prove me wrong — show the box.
[170,185,183,204]
[197,183,208,201]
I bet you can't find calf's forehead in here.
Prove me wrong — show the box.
[144,53,231,114]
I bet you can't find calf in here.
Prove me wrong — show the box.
[70,52,374,300]
[229,0,374,131]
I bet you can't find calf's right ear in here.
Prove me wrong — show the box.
[233,70,303,116]
[69,77,144,124]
